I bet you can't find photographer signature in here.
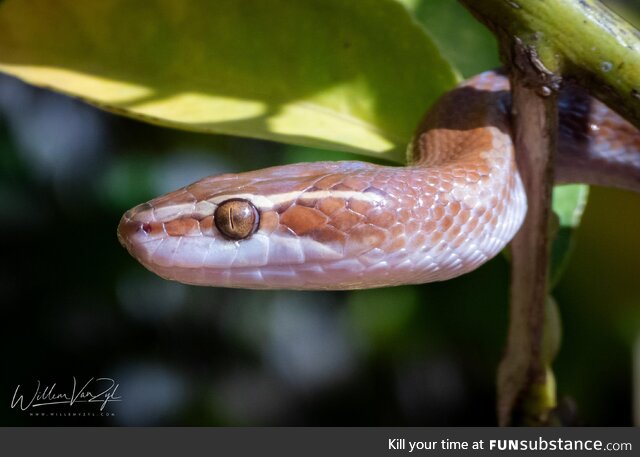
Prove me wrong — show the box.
[11,377,121,411]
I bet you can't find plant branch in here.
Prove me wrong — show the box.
[457,0,640,425]
[498,73,558,426]
[459,0,640,129]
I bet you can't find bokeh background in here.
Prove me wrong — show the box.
[1,0,639,426]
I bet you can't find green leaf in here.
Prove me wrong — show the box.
[0,0,458,161]
[552,184,589,228]
[550,184,590,287]
[405,0,500,77]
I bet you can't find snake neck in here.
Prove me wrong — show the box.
[410,84,512,168]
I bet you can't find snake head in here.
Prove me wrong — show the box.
[116,161,416,289]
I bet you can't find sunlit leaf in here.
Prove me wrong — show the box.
[550,184,590,287]
[553,184,589,228]
[0,0,458,161]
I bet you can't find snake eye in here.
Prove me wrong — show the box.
[214,199,259,240]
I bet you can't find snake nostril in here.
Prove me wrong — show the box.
[117,217,154,249]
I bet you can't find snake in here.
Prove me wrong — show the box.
[117,71,640,290]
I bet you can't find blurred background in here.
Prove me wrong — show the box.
[1,0,639,426]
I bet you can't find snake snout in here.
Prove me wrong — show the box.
[117,217,144,247]
[117,205,154,251]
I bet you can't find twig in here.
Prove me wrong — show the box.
[457,0,640,425]
[498,66,558,426]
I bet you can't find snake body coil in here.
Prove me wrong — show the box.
[118,71,640,290]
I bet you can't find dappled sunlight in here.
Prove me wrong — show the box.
[131,92,267,124]
[0,0,457,161]
[0,65,154,104]
[268,99,399,158]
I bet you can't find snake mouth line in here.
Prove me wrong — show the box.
[141,250,487,290]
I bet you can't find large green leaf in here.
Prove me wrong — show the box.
[0,0,458,161]
[399,0,500,77]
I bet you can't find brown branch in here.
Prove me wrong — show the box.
[497,72,558,425]
[456,0,640,426]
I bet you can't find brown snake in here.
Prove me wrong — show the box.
[118,71,640,289]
